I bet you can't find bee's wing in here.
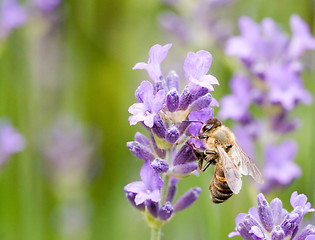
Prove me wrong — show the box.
[217,145,242,194]
[229,143,264,184]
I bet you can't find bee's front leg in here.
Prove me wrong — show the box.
[192,148,217,172]
[201,151,218,172]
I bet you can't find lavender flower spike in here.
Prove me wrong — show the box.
[229,192,315,240]
[124,161,163,206]
[289,14,315,59]
[126,44,220,236]
[133,43,172,83]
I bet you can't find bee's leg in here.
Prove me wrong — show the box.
[201,151,218,172]
[201,160,211,172]
[198,158,204,171]
[191,148,206,159]
[197,135,208,140]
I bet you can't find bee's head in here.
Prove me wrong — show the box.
[200,118,222,134]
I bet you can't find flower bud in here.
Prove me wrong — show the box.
[237,222,254,240]
[280,212,299,236]
[165,126,180,144]
[257,193,274,232]
[243,214,263,232]
[166,89,179,112]
[166,70,179,91]
[235,214,264,240]
[169,162,197,177]
[127,141,155,161]
[295,224,315,240]
[134,132,151,148]
[191,87,208,101]
[146,200,159,218]
[189,93,212,111]
[151,158,169,173]
[173,143,195,165]
[165,178,178,203]
[271,225,285,240]
[174,187,201,212]
[154,81,165,94]
[178,87,193,110]
[158,201,174,221]
[151,115,166,138]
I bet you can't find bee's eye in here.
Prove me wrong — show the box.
[202,124,214,132]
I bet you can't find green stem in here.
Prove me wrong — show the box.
[151,227,161,240]
[160,174,170,204]
[160,148,173,205]
[148,148,173,240]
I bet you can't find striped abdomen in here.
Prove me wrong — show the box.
[209,162,233,203]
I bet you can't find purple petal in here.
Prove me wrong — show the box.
[125,192,145,211]
[140,161,163,192]
[249,226,264,238]
[228,231,240,238]
[135,80,153,102]
[235,213,247,226]
[289,15,315,59]
[165,70,180,92]
[128,103,147,125]
[184,50,213,81]
[263,140,301,188]
[132,44,172,82]
[135,192,150,205]
[184,50,218,91]
[150,90,166,113]
[290,191,315,214]
[149,189,162,203]
[124,181,146,194]
[225,36,252,59]
[143,114,156,128]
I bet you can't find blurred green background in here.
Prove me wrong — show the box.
[0,0,314,239]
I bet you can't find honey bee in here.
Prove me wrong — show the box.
[189,118,264,203]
